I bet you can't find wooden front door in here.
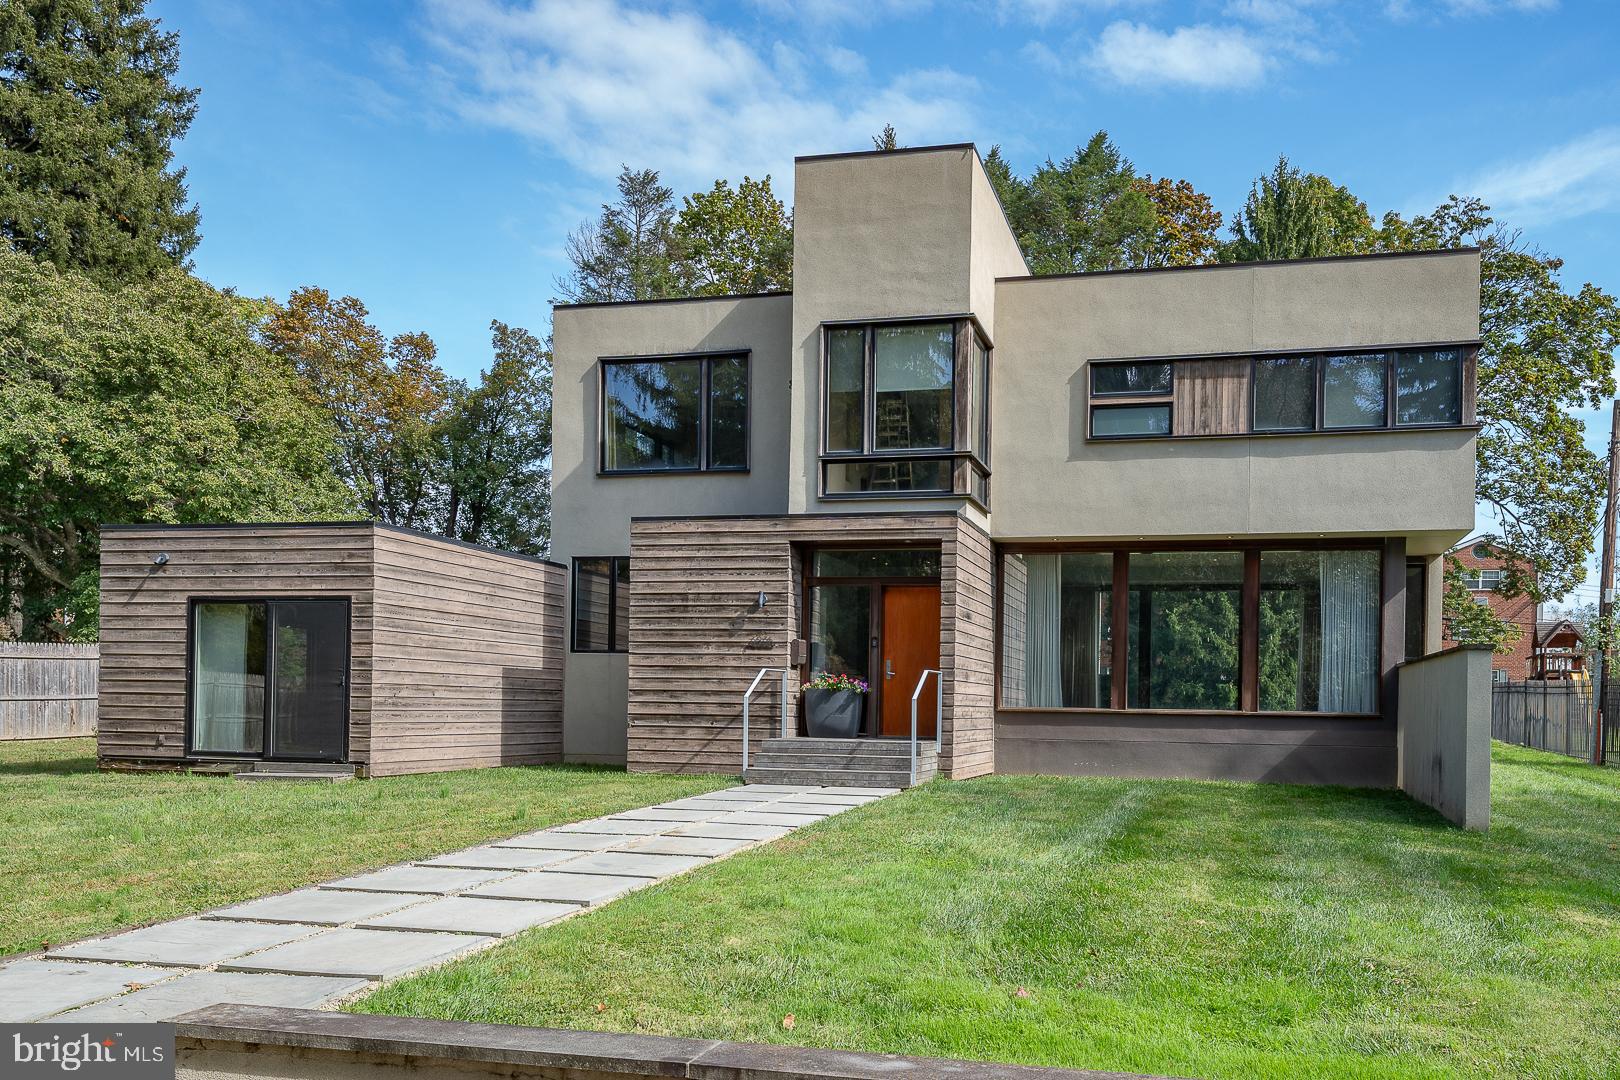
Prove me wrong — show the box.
[879,584,941,737]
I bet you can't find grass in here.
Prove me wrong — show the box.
[352,744,1620,1080]
[1,738,729,957]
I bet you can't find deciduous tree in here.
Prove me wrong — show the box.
[440,322,553,556]
[673,176,792,295]
[0,253,348,640]
[1223,156,1374,262]
[0,0,201,284]
[1126,175,1222,268]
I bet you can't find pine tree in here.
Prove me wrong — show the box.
[0,0,201,284]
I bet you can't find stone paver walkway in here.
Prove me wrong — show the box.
[1,783,891,1023]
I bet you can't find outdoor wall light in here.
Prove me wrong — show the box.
[756,591,768,610]
[152,552,170,567]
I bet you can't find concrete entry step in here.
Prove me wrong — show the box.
[235,761,355,782]
[746,738,937,788]
[743,766,935,788]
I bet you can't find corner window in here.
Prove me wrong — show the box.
[601,354,748,473]
[1394,349,1463,426]
[1404,557,1428,660]
[819,318,989,504]
[572,556,629,653]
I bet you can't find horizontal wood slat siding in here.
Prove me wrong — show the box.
[367,530,565,776]
[625,512,994,779]
[97,526,376,764]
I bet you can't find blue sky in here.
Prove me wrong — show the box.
[153,0,1619,600]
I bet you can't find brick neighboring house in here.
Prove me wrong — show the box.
[1442,540,1588,681]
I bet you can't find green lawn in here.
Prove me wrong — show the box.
[2,738,729,957]
[353,744,1620,1080]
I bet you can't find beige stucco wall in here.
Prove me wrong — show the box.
[788,147,980,517]
[989,250,1481,550]
[550,294,792,763]
[1398,645,1492,829]
[968,154,1030,343]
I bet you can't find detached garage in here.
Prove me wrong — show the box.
[97,522,565,777]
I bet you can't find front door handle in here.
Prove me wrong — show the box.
[885,659,894,679]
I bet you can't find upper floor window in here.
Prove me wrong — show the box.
[1088,345,1472,440]
[600,353,748,474]
[1461,568,1504,592]
[821,318,990,505]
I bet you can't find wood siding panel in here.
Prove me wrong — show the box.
[367,530,565,776]
[97,526,376,764]
[625,512,994,778]
[1172,358,1251,436]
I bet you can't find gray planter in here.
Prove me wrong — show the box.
[804,688,864,739]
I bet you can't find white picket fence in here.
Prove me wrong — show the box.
[0,642,98,739]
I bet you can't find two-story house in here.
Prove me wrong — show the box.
[550,143,1480,788]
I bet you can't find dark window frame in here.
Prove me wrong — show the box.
[995,540,1389,718]
[571,556,630,653]
[184,595,352,763]
[1084,342,1476,441]
[818,316,991,508]
[597,350,751,476]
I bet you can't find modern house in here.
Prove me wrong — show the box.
[97,143,1486,814]
[551,143,1482,790]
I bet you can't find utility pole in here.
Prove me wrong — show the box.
[1596,399,1620,765]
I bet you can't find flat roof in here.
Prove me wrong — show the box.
[98,520,564,569]
[552,290,791,312]
[996,246,1480,284]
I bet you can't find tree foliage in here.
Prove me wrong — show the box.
[0,0,201,284]
[1440,556,1522,654]
[672,175,792,296]
[0,252,350,639]
[556,166,680,303]
[985,137,1220,273]
[440,321,553,556]
[261,287,454,529]
[1222,156,1375,262]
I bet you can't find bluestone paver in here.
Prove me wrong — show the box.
[553,851,709,878]
[718,811,827,827]
[673,822,794,841]
[467,871,646,905]
[11,782,899,1022]
[493,830,625,851]
[359,897,577,937]
[622,834,753,857]
[50,918,315,968]
[417,846,577,870]
[322,865,513,895]
[52,971,370,1022]
[554,818,670,836]
[819,786,899,796]
[0,960,179,1022]
[207,889,433,926]
[220,928,489,980]
[609,807,720,822]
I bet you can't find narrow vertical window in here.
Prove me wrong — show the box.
[573,556,630,653]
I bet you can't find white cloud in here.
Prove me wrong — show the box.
[1386,0,1556,19]
[996,0,1149,22]
[749,0,930,24]
[1463,128,1620,227]
[822,44,869,79]
[416,0,976,190]
[1088,21,1270,88]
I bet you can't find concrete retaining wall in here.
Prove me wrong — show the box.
[1397,645,1492,830]
[172,1004,1167,1080]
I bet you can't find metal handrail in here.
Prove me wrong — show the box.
[742,667,791,773]
[909,668,943,787]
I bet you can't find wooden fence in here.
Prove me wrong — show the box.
[0,642,98,739]
[1491,680,1594,759]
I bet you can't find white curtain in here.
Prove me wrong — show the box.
[1318,550,1379,713]
[1024,554,1064,708]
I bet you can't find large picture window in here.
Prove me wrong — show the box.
[820,318,990,504]
[1001,546,1385,715]
[572,556,629,652]
[601,353,748,473]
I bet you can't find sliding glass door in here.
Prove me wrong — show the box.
[191,599,348,761]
